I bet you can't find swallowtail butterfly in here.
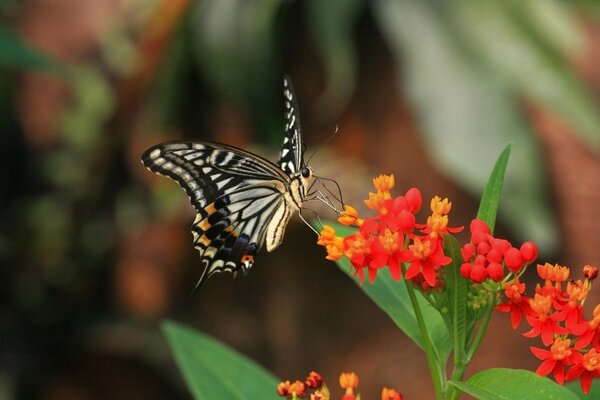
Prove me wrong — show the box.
[142,77,314,288]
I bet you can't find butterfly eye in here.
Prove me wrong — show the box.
[301,166,311,178]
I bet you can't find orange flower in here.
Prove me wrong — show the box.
[317,225,345,261]
[537,263,570,285]
[584,265,598,281]
[364,191,388,213]
[381,387,403,400]
[317,225,337,247]
[339,372,359,395]
[529,293,552,319]
[338,205,363,226]
[305,371,323,389]
[277,380,305,398]
[430,195,452,215]
[310,389,330,400]
[373,174,395,193]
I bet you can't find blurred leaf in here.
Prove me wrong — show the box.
[477,144,511,233]
[0,0,16,14]
[0,25,59,72]
[162,320,279,400]
[306,0,364,118]
[518,0,584,58]
[450,368,578,400]
[373,0,557,251]
[191,0,282,138]
[326,222,452,366]
[574,0,600,21]
[449,0,600,149]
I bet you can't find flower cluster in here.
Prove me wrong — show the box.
[498,263,600,393]
[317,174,461,287]
[459,219,538,283]
[276,371,402,400]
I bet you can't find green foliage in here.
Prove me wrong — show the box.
[450,368,579,400]
[329,222,452,366]
[476,144,511,233]
[162,320,280,400]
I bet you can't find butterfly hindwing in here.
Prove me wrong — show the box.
[191,183,291,284]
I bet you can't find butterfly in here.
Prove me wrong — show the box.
[141,76,315,288]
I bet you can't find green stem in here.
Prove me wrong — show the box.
[402,268,445,399]
[466,295,495,361]
[446,294,495,400]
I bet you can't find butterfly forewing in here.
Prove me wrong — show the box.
[141,77,309,287]
[278,76,304,176]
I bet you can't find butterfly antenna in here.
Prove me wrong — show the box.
[305,124,340,165]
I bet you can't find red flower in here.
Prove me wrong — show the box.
[531,337,582,384]
[404,236,451,287]
[277,380,306,398]
[575,304,600,350]
[369,228,406,281]
[524,294,568,346]
[381,387,403,400]
[552,280,588,333]
[495,279,532,329]
[566,348,600,394]
[305,371,323,389]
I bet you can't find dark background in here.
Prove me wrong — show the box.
[2,1,600,399]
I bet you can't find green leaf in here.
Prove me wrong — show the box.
[0,25,59,72]
[450,368,579,400]
[476,144,511,233]
[162,320,280,400]
[443,234,467,363]
[328,222,452,365]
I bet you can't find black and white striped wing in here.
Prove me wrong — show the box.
[141,141,291,286]
[277,76,304,176]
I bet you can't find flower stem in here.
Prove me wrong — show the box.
[466,293,495,361]
[402,269,445,399]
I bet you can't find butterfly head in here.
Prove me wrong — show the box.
[299,165,314,190]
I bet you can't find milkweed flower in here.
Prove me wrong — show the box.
[566,348,600,394]
[280,371,400,400]
[277,380,306,398]
[531,337,582,384]
[317,175,461,288]
[495,279,532,329]
[381,387,403,400]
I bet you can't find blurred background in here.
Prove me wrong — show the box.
[2,0,600,398]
